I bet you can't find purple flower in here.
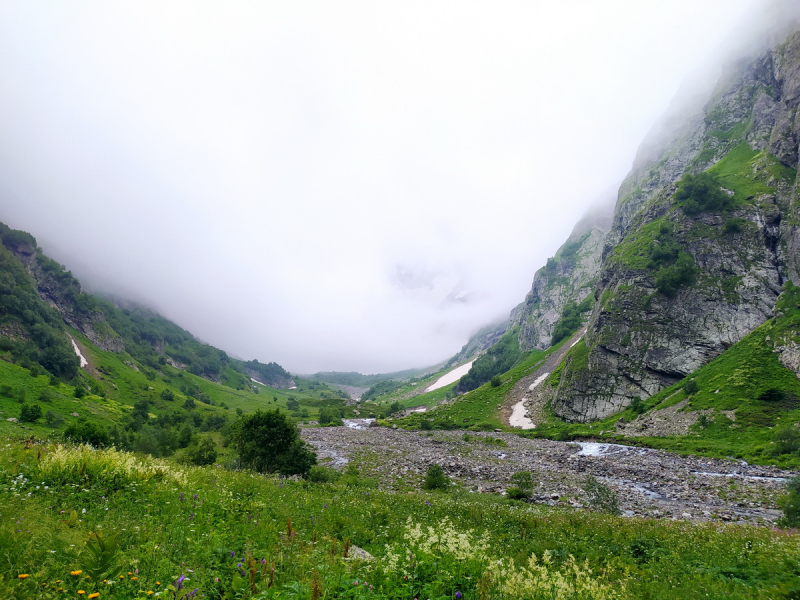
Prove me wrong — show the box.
[175,574,186,591]
[193,493,198,500]
[180,492,185,501]
[231,551,235,558]
[456,592,462,599]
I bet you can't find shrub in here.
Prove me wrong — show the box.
[772,426,800,456]
[655,252,696,297]
[306,465,340,484]
[629,396,645,415]
[74,385,87,399]
[422,464,450,491]
[186,436,218,466]
[44,410,64,427]
[675,171,734,215]
[64,419,111,448]
[19,403,42,423]
[233,409,317,476]
[160,388,175,402]
[683,379,699,395]
[582,476,621,515]
[779,476,800,528]
[490,376,502,387]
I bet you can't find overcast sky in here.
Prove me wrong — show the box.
[0,1,772,373]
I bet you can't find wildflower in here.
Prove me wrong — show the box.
[71,570,83,576]
[156,581,161,585]
[78,591,86,596]
[89,594,100,599]
[456,593,462,599]
[17,574,29,579]
[86,575,91,580]
[131,576,139,581]
[119,575,125,579]
[175,574,186,592]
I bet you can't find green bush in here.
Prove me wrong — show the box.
[233,409,317,476]
[772,426,800,456]
[422,463,450,491]
[583,476,621,515]
[655,252,696,297]
[675,171,735,215]
[490,376,502,387]
[683,379,699,395]
[630,397,645,415]
[306,465,340,484]
[19,403,42,422]
[779,476,800,528]
[186,436,218,466]
[64,419,111,448]
[44,410,64,427]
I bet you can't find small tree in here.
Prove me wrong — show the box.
[582,476,621,515]
[233,409,316,476]
[683,379,699,395]
[422,464,450,491]
[160,388,175,402]
[507,471,536,500]
[19,403,42,423]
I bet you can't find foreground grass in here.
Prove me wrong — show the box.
[1,439,799,599]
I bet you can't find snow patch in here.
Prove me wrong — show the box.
[70,337,88,368]
[425,360,474,392]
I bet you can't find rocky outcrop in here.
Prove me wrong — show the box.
[2,237,125,353]
[552,26,800,422]
[516,203,612,351]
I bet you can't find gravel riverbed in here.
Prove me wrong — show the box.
[302,425,794,526]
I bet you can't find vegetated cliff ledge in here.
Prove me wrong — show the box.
[549,25,800,422]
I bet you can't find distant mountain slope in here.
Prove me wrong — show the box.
[0,220,293,390]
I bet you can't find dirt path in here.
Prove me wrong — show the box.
[500,328,586,427]
[302,426,791,525]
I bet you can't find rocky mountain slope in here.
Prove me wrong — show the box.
[548,26,800,422]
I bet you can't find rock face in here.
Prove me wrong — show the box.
[552,26,800,422]
[516,222,609,351]
[4,238,125,353]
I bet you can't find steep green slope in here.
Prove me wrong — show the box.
[0,221,355,463]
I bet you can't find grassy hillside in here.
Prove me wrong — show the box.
[1,440,798,599]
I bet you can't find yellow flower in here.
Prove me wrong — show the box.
[85,575,91,580]
[119,575,125,579]
[156,581,161,585]
[17,574,29,579]
[56,580,62,583]
[89,593,100,599]
[71,570,83,576]
[131,576,138,581]
[78,591,86,596]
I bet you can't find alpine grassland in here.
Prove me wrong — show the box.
[2,439,800,599]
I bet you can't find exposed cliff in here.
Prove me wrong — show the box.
[551,26,800,422]
[516,201,613,352]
